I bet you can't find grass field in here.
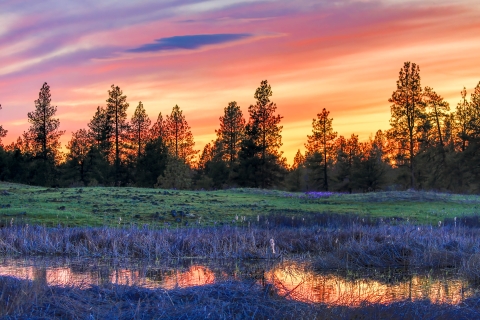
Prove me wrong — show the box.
[2,182,480,318]
[0,182,479,227]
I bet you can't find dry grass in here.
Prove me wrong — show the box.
[2,223,480,278]
[1,275,480,319]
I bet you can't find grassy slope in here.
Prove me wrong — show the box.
[0,182,479,227]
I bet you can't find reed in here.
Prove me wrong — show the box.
[1,223,480,277]
[1,275,480,319]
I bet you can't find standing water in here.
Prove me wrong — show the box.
[0,257,477,306]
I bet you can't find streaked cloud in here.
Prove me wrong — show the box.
[128,33,253,53]
[0,0,479,163]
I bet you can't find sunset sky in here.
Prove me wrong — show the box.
[1,0,480,164]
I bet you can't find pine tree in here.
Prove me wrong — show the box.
[387,62,424,189]
[305,108,337,191]
[335,134,361,193]
[423,87,449,147]
[196,140,228,189]
[136,138,168,187]
[155,156,192,190]
[26,82,64,162]
[216,101,245,166]
[352,134,387,192]
[469,82,480,140]
[0,105,7,146]
[106,84,129,185]
[292,149,305,170]
[129,101,151,160]
[164,105,197,164]
[285,149,307,191]
[246,80,284,188]
[66,129,93,184]
[454,87,471,151]
[198,142,215,172]
[88,106,113,158]
[235,124,264,187]
[150,112,165,142]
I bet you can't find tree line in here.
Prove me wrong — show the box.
[0,62,479,193]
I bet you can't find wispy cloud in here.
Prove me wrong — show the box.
[127,33,252,52]
[1,0,480,163]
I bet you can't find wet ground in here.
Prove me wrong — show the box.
[0,257,477,306]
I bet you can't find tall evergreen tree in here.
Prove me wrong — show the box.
[423,87,449,147]
[352,132,387,192]
[468,82,480,140]
[0,105,7,146]
[0,104,8,146]
[335,134,361,193]
[245,80,284,188]
[129,101,151,160]
[236,124,264,187]
[88,106,113,158]
[305,108,337,191]
[285,149,307,191]
[65,129,93,184]
[26,83,64,161]
[106,84,129,185]
[155,156,192,190]
[150,112,165,142]
[387,61,424,189]
[164,105,197,164]
[136,137,168,187]
[196,140,229,189]
[454,87,471,151]
[24,83,64,186]
[216,101,245,166]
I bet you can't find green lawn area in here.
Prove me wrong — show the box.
[0,182,478,227]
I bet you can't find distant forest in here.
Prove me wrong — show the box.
[0,61,479,193]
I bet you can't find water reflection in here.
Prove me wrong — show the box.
[267,262,472,305]
[111,266,215,289]
[0,261,215,290]
[0,259,475,306]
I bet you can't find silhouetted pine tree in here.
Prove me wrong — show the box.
[65,129,93,184]
[454,87,471,151]
[88,106,114,163]
[244,80,285,188]
[136,137,168,187]
[155,156,192,190]
[23,83,64,186]
[285,149,307,191]
[235,124,263,187]
[150,112,166,142]
[216,101,245,166]
[25,83,64,162]
[387,62,424,189]
[0,104,7,180]
[164,105,197,165]
[129,101,151,160]
[352,131,388,192]
[335,134,361,193]
[106,84,129,186]
[305,108,337,191]
[0,104,7,147]
[196,140,228,189]
[424,87,450,147]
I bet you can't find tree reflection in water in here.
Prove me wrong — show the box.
[267,262,471,305]
[0,259,474,306]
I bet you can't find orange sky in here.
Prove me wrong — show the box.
[1,0,480,164]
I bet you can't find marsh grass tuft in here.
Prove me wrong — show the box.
[2,275,480,319]
[1,223,480,277]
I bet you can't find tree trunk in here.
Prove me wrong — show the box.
[115,97,119,186]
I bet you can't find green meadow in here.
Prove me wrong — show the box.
[1,181,478,227]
